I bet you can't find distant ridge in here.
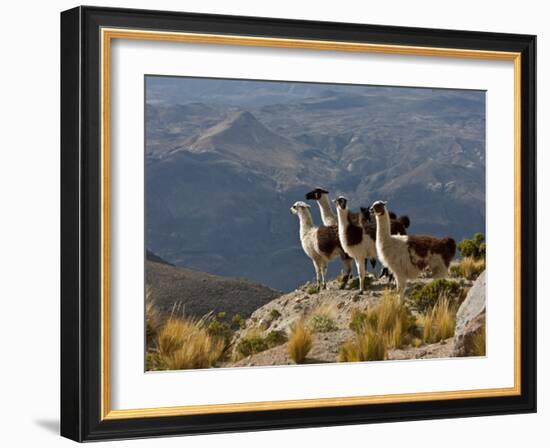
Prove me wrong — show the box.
[146,250,173,266]
[146,251,281,318]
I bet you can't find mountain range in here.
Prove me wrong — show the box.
[145,77,485,291]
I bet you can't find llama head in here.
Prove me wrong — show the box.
[290,201,311,215]
[334,196,348,210]
[370,200,388,216]
[305,187,329,201]
[360,207,372,222]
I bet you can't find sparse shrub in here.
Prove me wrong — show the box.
[288,320,313,364]
[419,296,457,343]
[303,282,320,295]
[412,337,423,348]
[458,233,486,260]
[235,330,268,358]
[410,279,466,312]
[156,317,224,370]
[347,275,373,290]
[309,303,338,333]
[264,330,287,348]
[349,308,369,333]
[310,315,338,333]
[269,309,282,320]
[205,312,233,349]
[449,264,461,278]
[235,328,287,359]
[338,327,387,362]
[231,313,247,329]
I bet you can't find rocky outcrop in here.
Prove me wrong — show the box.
[453,271,486,356]
[225,275,471,367]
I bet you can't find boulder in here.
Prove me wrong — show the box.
[453,271,486,356]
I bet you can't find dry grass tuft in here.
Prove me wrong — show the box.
[145,286,162,347]
[340,291,411,362]
[470,325,486,356]
[288,320,313,364]
[454,257,486,280]
[156,316,224,370]
[338,327,387,362]
[367,290,413,348]
[419,296,457,343]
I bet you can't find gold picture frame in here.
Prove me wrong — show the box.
[61,6,536,441]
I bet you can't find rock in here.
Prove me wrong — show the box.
[453,270,486,356]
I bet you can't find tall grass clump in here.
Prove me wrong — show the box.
[156,317,224,370]
[350,290,414,349]
[470,325,486,356]
[288,320,313,364]
[419,296,457,343]
[338,327,387,362]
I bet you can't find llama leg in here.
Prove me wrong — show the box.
[321,263,328,289]
[430,256,448,279]
[312,260,322,289]
[356,258,366,293]
[395,274,406,303]
[340,255,353,286]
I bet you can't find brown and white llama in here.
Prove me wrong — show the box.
[370,200,456,301]
[334,196,377,293]
[290,201,352,289]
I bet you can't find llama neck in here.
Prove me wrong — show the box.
[336,207,349,228]
[298,210,315,238]
[375,211,392,243]
[317,195,337,226]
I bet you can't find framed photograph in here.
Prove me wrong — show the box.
[60,6,536,442]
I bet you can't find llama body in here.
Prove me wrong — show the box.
[335,197,377,293]
[371,200,456,300]
[290,201,352,289]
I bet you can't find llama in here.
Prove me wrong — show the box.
[361,208,411,281]
[334,196,377,293]
[370,200,456,301]
[305,187,359,278]
[290,201,352,289]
